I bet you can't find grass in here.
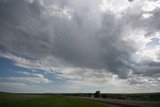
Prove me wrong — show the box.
[0,93,109,107]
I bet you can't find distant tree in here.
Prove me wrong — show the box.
[102,94,107,98]
[94,91,100,98]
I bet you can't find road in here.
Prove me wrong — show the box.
[77,97,160,107]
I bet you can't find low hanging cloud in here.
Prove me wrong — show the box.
[0,0,160,92]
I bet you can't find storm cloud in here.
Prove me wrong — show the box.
[0,0,160,92]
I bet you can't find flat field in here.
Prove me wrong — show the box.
[0,93,109,107]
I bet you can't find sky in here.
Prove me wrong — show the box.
[0,0,160,93]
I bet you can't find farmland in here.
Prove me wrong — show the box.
[0,92,110,107]
[0,92,160,107]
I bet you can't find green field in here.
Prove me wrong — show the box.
[0,93,109,107]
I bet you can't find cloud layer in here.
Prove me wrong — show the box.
[0,0,160,92]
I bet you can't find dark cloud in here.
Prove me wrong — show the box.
[122,6,160,37]
[0,0,160,81]
[128,0,134,2]
[0,0,55,57]
[133,60,160,77]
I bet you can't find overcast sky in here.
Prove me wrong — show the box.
[0,0,160,93]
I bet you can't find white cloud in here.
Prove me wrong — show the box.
[17,71,31,75]
[0,82,26,87]
[7,75,51,84]
[54,67,137,93]
[142,13,153,18]
[142,0,159,12]
[128,74,160,92]
[0,51,62,73]
[56,74,82,80]
[0,52,33,69]
[32,73,44,78]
